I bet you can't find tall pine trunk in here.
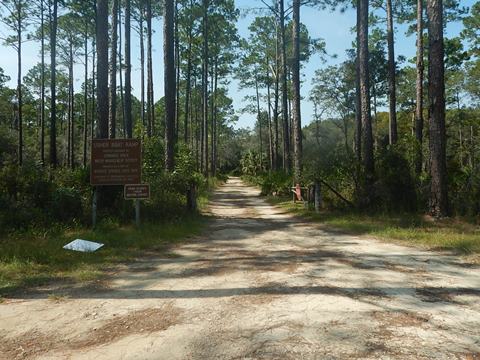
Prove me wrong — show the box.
[49,0,58,166]
[118,4,125,137]
[91,39,96,141]
[174,0,180,142]
[358,0,374,200]
[427,0,448,217]
[355,1,362,165]
[17,1,23,166]
[212,62,218,176]
[96,0,109,139]
[139,4,145,128]
[40,0,45,166]
[164,0,176,171]
[266,56,274,171]
[146,0,154,136]
[279,0,290,172]
[255,76,263,167]
[125,0,132,138]
[83,26,88,167]
[109,0,118,139]
[273,22,280,170]
[415,0,424,175]
[184,16,193,144]
[202,0,209,176]
[69,41,75,169]
[386,0,397,145]
[292,0,302,180]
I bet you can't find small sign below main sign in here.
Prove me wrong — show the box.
[124,184,150,200]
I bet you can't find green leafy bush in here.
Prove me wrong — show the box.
[259,171,292,196]
[375,146,417,212]
[50,187,83,221]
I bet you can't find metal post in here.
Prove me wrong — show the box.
[92,187,97,228]
[135,199,140,227]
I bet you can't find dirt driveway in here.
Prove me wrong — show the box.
[1,177,480,359]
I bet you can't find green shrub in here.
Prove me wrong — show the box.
[450,165,480,217]
[240,150,265,176]
[259,171,292,196]
[49,187,83,222]
[375,146,417,212]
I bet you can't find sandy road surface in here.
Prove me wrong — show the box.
[1,177,480,359]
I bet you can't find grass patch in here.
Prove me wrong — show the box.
[267,196,480,257]
[0,216,206,295]
[0,176,225,296]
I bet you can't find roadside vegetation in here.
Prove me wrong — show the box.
[0,174,222,296]
[0,132,225,295]
[269,196,480,258]
[0,217,205,296]
[241,170,479,259]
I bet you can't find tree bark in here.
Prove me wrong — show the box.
[273,21,280,170]
[415,0,424,175]
[69,41,75,169]
[213,62,218,175]
[96,0,109,139]
[184,13,193,144]
[146,0,154,137]
[174,0,180,142]
[164,0,176,171]
[292,0,302,180]
[50,0,58,166]
[67,72,71,167]
[109,0,118,139]
[83,26,88,167]
[139,4,145,128]
[40,0,45,166]
[266,56,274,171]
[125,0,132,138]
[279,0,290,172]
[427,0,448,217]
[255,76,263,167]
[118,4,125,137]
[386,0,397,145]
[358,0,374,199]
[17,1,23,166]
[91,39,96,141]
[202,0,209,176]
[355,1,362,164]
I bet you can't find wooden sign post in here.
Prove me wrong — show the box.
[124,184,150,227]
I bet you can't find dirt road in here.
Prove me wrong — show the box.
[1,178,480,359]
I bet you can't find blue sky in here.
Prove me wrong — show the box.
[0,0,475,129]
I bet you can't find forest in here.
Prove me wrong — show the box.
[0,0,479,266]
[1,1,480,357]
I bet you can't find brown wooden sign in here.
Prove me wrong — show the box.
[124,184,150,200]
[90,139,142,185]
